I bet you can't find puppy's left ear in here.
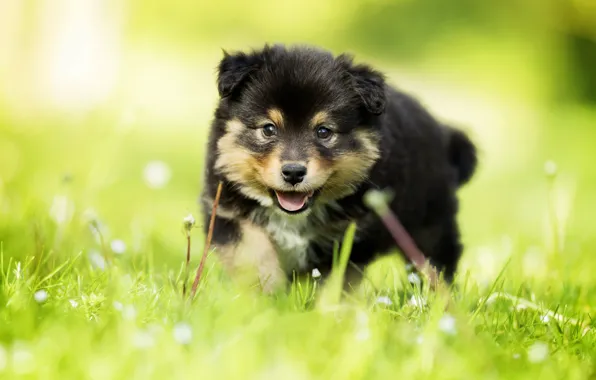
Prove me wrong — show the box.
[337,54,386,115]
[217,49,263,98]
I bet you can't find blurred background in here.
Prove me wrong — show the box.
[1,0,596,286]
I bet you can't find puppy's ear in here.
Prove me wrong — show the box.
[337,54,386,115]
[217,49,262,98]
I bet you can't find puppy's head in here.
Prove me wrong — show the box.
[213,45,385,214]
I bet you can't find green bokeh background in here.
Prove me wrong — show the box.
[1,0,596,284]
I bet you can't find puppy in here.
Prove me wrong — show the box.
[200,44,477,292]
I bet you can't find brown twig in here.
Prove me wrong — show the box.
[381,210,439,288]
[363,190,440,289]
[182,230,191,297]
[190,181,223,299]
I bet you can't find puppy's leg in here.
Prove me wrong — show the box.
[210,216,287,293]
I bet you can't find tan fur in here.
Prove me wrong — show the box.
[215,118,273,206]
[267,108,284,129]
[215,221,287,293]
[214,119,254,183]
[257,146,283,186]
[310,111,329,127]
[320,129,381,201]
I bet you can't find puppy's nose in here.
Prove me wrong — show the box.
[281,163,307,185]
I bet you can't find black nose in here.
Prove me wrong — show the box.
[281,163,307,185]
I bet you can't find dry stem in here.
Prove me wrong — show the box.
[190,182,223,299]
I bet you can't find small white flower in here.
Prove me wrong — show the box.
[0,344,7,372]
[375,296,393,306]
[311,268,321,279]
[110,240,126,254]
[409,295,427,307]
[133,330,155,349]
[540,315,550,323]
[173,322,193,345]
[89,250,106,270]
[143,160,171,189]
[528,342,549,363]
[34,290,48,303]
[69,299,79,308]
[183,214,196,230]
[408,272,421,286]
[113,301,124,311]
[438,314,457,335]
[544,160,558,177]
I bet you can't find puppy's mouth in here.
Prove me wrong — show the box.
[272,190,315,214]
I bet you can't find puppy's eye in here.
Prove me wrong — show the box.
[262,123,278,137]
[316,126,332,140]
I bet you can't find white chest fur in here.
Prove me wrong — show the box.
[250,207,330,273]
[261,211,312,272]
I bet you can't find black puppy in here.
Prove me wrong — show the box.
[200,44,477,292]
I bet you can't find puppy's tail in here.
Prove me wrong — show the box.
[446,127,478,187]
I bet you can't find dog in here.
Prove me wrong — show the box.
[200,44,478,293]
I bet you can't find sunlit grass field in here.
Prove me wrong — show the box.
[2,31,596,379]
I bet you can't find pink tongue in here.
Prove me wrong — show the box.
[275,192,308,212]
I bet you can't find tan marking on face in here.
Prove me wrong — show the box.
[214,221,287,294]
[301,146,332,190]
[310,111,329,127]
[267,108,284,129]
[256,146,283,187]
[215,118,273,206]
[307,147,322,176]
[318,129,381,201]
[354,129,381,160]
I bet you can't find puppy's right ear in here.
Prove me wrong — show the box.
[217,50,262,98]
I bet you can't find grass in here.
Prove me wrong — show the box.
[1,225,594,380]
[2,88,596,379]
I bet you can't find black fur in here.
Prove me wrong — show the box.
[201,44,478,285]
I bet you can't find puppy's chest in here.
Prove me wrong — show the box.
[250,207,348,272]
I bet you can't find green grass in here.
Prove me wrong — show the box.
[2,93,596,379]
[1,222,594,380]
